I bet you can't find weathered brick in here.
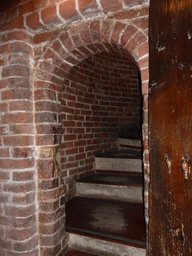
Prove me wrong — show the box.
[26,11,45,30]
[59,0,81,22]
[41,4,58,25]
[0,170,10,181]
[37,159,55,179]
[13,170,35,181]
[78,0,100,16]
[10,41,33,56]
[121,25,138,47]
[13,235,38,252]
[3,181,35,193]
[111,21,125,45]
[0,159,35,169]
[12,192,35,205]
[51,40,69,60]
[6,225,37,241]
[3,136,34,147]
[2,65,29,78]
[2,89,32,101]
[5,204,36,218]
[100,0,123,13]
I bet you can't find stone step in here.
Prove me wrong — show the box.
[64,248,99,256]
[65,197,146,256]
[68,233,146,256]
[76,172,143,202]
[95,157,142,172]
[118,138,142,148]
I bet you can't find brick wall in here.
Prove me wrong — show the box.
[0,30,39,255]
[0,0,149,255]
[61,51,142,199]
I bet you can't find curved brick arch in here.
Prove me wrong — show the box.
[38,18,148,88]
[34,16,149,256]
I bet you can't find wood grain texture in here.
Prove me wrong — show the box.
[66,196,146,247]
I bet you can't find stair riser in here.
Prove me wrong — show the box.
[96,158,142,172]
[118,138,141,147]
[69,233,146,256]
[76,183,143,202]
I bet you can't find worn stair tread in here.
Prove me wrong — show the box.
[77,173,143,186]
[95,149,141,159]
[65,197,146,248]
[64,249,98,256]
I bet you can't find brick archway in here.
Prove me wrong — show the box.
[34,17,149,255]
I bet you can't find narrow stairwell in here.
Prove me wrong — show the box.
[65,138,146,256]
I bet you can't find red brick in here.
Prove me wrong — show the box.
[125,31,147,52]
[138,56,149,70]
[36,134,57,146]
[2,65,29,78]
[51,39,68,60]
[40,243,62,256]
[39,199,60,212]
[10,41,32,56]
[100,20,114,42]
[141,68,149,82]
[59,32,74,52]
[2,89,32,101]
[133,17,149,30]
[34,89,57,101]
[5,204,36,218]
[3,181,35,193]
[13,170,35,181]
[2,30,33,43]
[40,226,64,246]
[35,112,57,124]
[9,101,33,111]
[124,0,145,7]
[35,101,61,112]
[39,218,62,235]
[9,124,34,135]
[6,225,37,241]
[0,44,9,55]
[26,11,45,30]
[0,159,34,169]
[0,238,12,250]
[12,215,36,228]
[7,77,30,89]
[90,20,101,43]
[34,30,59,44]
[0,170,10,181]
[100,0,123,13]
[38,186,66,201]
[41,4,58,25]
[142,80,149,95]
[37,159,55,179]
[38,205,65,223]
[13,235,38,252]
[12,193,35,205]
[0,103,8,112]
[121,25,138,47]
[59,0,81,22]
[111,21,126,45]
[38,178,59,190]
[80,27,93,46]
[138,41,149,58]
[78,0,100,16]
[3,136,34,147]
[0,80,7,89]
[0,148,9,158]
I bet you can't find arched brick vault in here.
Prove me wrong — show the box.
[34,17,149,254]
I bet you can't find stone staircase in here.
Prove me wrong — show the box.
[65,138,146,256]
